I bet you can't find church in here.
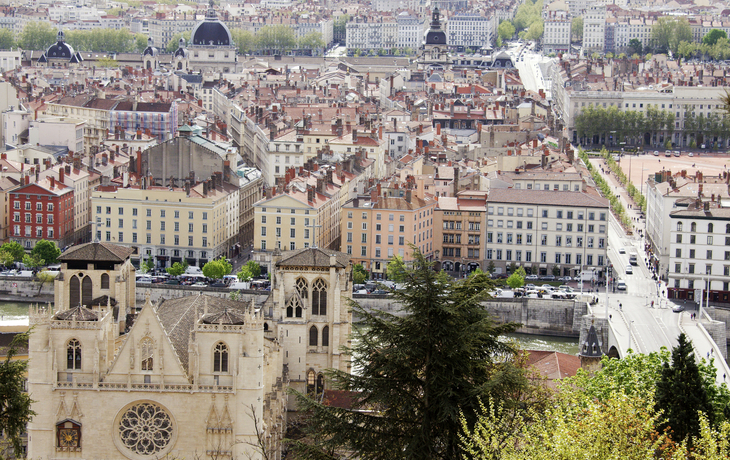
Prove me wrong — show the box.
[27,242,352,460]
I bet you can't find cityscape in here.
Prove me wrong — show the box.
[0,0,729,458]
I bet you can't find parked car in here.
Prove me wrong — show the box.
[210,282,227,288]
[192,282,207,287]
[164,279,180,285]
[616,280,627,290]
[354,289,369,295]
[619,247,626,254]
[540,275,556,281]
[558,276,572,281]
[525,283,537,289]
[653,150,659,156]
[371,290,389,295]
[672,305,686,313]
[688,152,694,157]
[525,274,539,281]
[625,265,633,274]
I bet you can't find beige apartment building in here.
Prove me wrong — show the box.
[486,189,610,277]
[433,191,488,276]
[340,188,436,279]
[91,180,238,269]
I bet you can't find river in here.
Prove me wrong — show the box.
[0,303,580,355]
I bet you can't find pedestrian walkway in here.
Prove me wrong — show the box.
[678,309,730,386]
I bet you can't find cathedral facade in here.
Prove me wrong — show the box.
[27,243,352,460]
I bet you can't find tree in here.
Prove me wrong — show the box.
[18,21,57,51]
[0,250,15,268]
[333,13,350,41]
[352,263,368,285]
[0,242,25,264]
[256,25,296,55]
[22,253,44,271]
[703,29,727,47]
[202,257,232,281]
[652,16,692,54]
[237,260,261,282]
[31,240,61,265]
[386,255,407,282]
[290,249,529,459]
[506,267,526,289]
[135,33,148,52]
[298,31,324,52]
[231,29,256,54]
[498,20,516,41]
[524,20,544,41]
[655,333,714,444]
[629,38,643,56]
[36,270,56,294]
[139,258,154,274]
[571,16,583,41]
[166,261,188,277]
[0,332,35,458]
[0,29,15,49]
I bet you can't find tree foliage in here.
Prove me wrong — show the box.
[231,29,256,54]
[655,333,714,444]
[497,21,515,41]
[290,249,530,459]
[352,263,368,285]
[202,257,232,280]
[574,104,679,147]
[333,13,350,39]
[256,25,297,54]
[31,240,60,265]
[628,38,642,56]
[166,31,191,52]
[166,261,188,277]
[0,332,35,458]
[506,266,526,289]
[65,28,136,53]
[0,242,24,264]
[237,260,261,282]
[703,29,727,46]
[652,16,692,54]
[513,0,543,34]
[18,21,56,51]
[0,29,15,50]
[139,258,154,274]
[571,16,583,41]
[385,255,407,282]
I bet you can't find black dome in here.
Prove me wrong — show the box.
[47,30,75,59]
[191,3,232,46]
[191,21,232,46]
[143,37,158,57]
[426,30,446,45]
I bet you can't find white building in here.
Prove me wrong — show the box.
[445,13,494,49]
[583,4,606,52]
[396,12,424,49]
[28,117,85,154]
[667,199,730,304]
[486,188,610,277]
[2,107,30,149]
[543,9,571,54]
[346,18,398,51]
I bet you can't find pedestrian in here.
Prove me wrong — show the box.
[708,352,710,358]
[609,314,612,321]
[619,303,622,310]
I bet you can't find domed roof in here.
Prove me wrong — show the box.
[201,308,244,325]
[191,1,233,46]
[174,37,189,58]
[46,30,75,59]
[143,37,159,57]
[425,8,446,46]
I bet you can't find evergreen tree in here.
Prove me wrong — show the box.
[290,249,530,459]
[655,333,713,443]
[0,332,35,458]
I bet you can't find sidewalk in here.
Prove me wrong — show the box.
[678,308,730,386]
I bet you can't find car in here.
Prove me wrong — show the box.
[525,283,537,289]
[688,152,694,157]
[619,247,626,254]
[525,274,539,281]
[616,280,627,290]
[540,275,556,281]
[625,265,633,274]
[371,290,389,295]
[558,285,574,292]
[164,279,180,285]
[540,284,555,291]
[210,282,227,288]
[192,282,207,287]
[674,151,680,157]
[354,289,369,295]
[672,305,686,313]
[653,150,659,156]
[558,276,572,281]
[665,151,671,157]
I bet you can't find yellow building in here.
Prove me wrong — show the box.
[340,188,436,279]
[433,192,488,276]
[90,179,238,269]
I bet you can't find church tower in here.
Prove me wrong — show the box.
[579,323,603,374]
[173,37,189,72]
[142,36,159,71]
[419,8,450,69]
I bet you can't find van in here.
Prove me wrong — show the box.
[228,281,250,290]
[629,251,638,265]
[185,266,203,275]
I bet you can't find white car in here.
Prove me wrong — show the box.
[619,247,626,254]
[616,280,627,290]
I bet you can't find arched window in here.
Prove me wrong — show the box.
[70,276,80,308]
[140,338,154,371]
[81,276,92,307]
[67,339,81,370]
[312,278,327,316]
[691,222,697,232]
[316,373,325,397]
[286,296,301,318]
[213,342,228,373]
[286,306,293,317]
[296,277,308,299]
[322,325,330,347]
[708,223,714,233]
[296,306,302,317]
[309,325,318,346]
[263,322,269,331]
[677,222,683,232]
[101,273,109,289]
[307,370,316,396]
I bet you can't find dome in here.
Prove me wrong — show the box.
[143,37,159,57]
[46,30,75,59]
[190,2,233,46]
[425,8,446,46]
[174,38,189,58]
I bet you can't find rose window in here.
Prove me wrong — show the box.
[118,402,174,456]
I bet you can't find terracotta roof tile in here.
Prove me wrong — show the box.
[60,242,134,263]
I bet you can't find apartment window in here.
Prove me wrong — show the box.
[689,264,695,274]
[707,250,713,260]
[361,246,367,256]
[542,210,548,218]
[146,234,151,244]
[146,209,151,217]
[202,237,207,247]
[203,212,207,220]
[690,249,696,258]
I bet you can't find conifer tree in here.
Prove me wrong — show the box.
[290,249,530,459]
[655,333,713,443]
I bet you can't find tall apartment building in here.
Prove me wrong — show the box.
[91,180,238,269]
[446,13,494,49]
[667,200,730,304]
[346,18,398,51]
[10,176,75,250]
[396,12,424,49]
[148,17,198,52]
[485,189,610,277]
[583,4,606,52]
[340,187,436,278]
[433,191,487,275]
[543,9,571,54]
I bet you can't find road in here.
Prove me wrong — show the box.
[589,156,730,384]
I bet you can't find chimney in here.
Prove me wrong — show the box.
[50,176,55,189]
[405,189,412,203]
[307,185,315,203]
[59,168,65,184]
[370,187,378,203]
[453,166,459,196]
[352,129,358,143]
